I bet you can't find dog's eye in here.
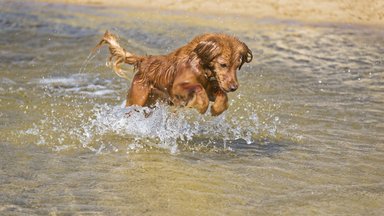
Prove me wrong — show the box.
[220,63,227,68]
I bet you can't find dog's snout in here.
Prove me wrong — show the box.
[229,83,238,92]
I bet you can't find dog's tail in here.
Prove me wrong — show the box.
[93,30,142,79]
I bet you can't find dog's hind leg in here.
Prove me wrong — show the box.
[126,74,151,107]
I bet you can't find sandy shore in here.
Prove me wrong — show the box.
[39,0,383,26]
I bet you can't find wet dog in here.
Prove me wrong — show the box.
[94,31,252,116]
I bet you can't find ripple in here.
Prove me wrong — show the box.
[35,74,116,97]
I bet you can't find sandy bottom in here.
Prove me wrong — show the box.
[40,0,384,26]
[2,1,384,215]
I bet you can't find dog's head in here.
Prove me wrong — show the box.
[194,34,253,92]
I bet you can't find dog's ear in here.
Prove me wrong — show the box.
[194,39,221,67]
[239,42,253,70]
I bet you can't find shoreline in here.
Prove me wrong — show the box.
[38,0,384,27]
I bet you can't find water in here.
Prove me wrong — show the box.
[1,1,384,215]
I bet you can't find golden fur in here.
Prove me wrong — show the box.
[94,31,252,116]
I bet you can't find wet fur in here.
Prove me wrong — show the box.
[94,30,252,116]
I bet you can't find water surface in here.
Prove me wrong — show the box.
[1,1,383,215]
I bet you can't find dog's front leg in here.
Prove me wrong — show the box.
[210,91,228,116]
[186,85,209,114]
[172,83,209,114]
[207,80,229,116]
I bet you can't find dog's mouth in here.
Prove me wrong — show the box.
[210,69,236,93]
[219,85,230,92]
[222,86,235,93]
[219,79,239,92]
[214,77,232,93]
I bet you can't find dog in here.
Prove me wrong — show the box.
[94,31,252,116]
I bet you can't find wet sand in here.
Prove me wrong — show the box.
[40,0,384,26]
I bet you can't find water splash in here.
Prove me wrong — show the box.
[19,99,284,154]
[79,44,100,74]
[19,74,288,154]
[75,101,284,153]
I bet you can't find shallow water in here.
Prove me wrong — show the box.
[1,1,384,215]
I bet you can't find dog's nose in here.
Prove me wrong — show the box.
[229,83,238,92]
